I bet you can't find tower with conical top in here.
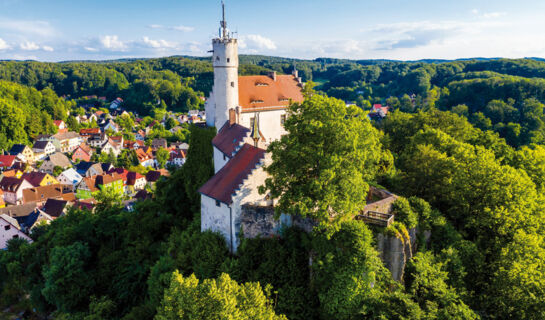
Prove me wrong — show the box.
[206,1,239,128]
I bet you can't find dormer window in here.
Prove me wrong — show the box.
[255,82,268,87]
[278,97,289,102]
[251,100,264,104]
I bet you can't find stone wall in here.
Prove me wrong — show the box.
[240,204,317,239]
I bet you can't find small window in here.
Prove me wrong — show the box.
[223,154,226,161]
[231,81,235,87]
[281,114,286,125]
[216,56,220,61]
[216,200,221,207]
[4,225,10,231]
[13,234,18,239]
[227,58,230,63]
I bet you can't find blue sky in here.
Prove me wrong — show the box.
[0,0,544,61]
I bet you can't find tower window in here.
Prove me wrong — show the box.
[231,81,235,87]
[4,225,10,231]
[227,58,230,63]
[216,56,220,61]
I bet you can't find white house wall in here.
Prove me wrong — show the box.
[200,194,233,250]
[239,109,288,144]
[213,146,231,173]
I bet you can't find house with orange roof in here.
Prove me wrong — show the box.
[53,120,67,133]
[72,144,94,162]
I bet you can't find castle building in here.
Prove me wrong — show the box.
[199,4,304,251]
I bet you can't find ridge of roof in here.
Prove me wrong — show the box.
[198,143,266,204]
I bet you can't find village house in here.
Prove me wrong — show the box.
[135,129,146,141]
[101,119,121,133]
[88,132,109,148]
[0,177,34,205]
[145,169,168,189]
[135,148,155,167]
[9,144,34,163]
[42,198,69,219]
[0,155,18,170]
[72,144,94,162]
[168,149,187,167]
[22,184,65,205]
[76,172,123,199]
[39,152,72,174]
[0,215,32,249]
[32,140,56,160]
[80,127,101,140]
[101,138,122,157]
[57,168,83,191]
[127,171,146,194]
[123,140,144,150]
[21,172,59,187]
[75,161,113,178]
[50,131,83,153]
[151,138,168,149]
[53,120,67,133]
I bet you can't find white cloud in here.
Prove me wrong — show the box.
[0,38,10,50]
[482,12,506,19]
[239,34,277,52]
[0,19,55,37]
[141,36,176,49]
[20,41,40,51]
[84,47,99,52]
[147,24,194,32]
[99,35,127,51]
[42,45,54,52]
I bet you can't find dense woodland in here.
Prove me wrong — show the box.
[1,57,545,319]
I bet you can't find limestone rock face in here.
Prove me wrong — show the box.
[376,228,418,282]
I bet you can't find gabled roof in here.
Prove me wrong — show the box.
[0,177,26,192]
[198,143,266,204]
[52,131,80,141]
[80,128,101,135]
[0,202,38,218]
[9,144,29,155]
[212,121,250,157]
[238,74,304,112]
[59,168,83,184]
[32,140,51,150]
[21,172,50,187]
[75,161,95,174]
[43,198,68,218]
[95,172,122,186]
[22,184,63,203]
[53,120,65,127]
[45,152,71,168]
[126,171,144,185]
[0,155,17,167]
[81,176,98,192]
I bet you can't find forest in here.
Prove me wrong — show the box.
[1,56,545,319]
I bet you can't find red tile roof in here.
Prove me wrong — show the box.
[198,143,266,204]
[53,120,64,127]
[238,74,303,112]
[80,128,101,135]
[0,155,17,167]
[212,121,250,157]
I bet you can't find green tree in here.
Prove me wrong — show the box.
[42,242,94,313]
[155,271,287,320]
[155,147,170,169]
[262,92,391,225]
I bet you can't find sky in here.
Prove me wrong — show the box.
[1,0,545,61]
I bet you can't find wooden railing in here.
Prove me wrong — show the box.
[356,211,394,227]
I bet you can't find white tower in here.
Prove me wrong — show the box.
[206,1,239,128]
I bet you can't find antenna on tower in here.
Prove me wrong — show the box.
[220,0,228,39]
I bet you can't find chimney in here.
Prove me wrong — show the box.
[269,71,277,81]
[292,69,298,78]
[229,108,236,126]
